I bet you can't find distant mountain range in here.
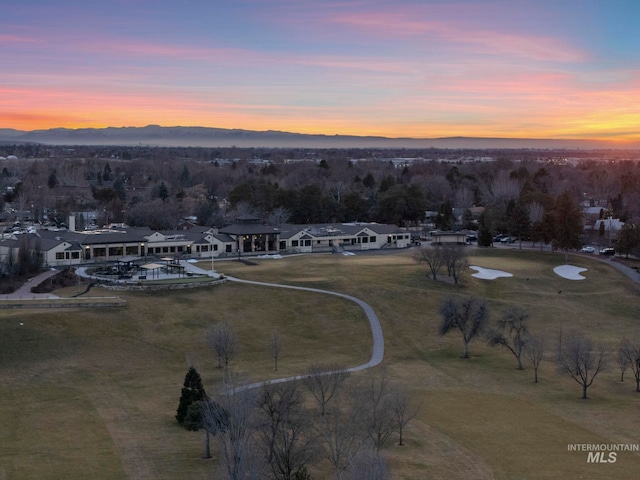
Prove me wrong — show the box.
[0,125,637,149]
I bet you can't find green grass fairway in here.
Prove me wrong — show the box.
[1,248,639,479]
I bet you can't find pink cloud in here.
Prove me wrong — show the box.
[295,56,415,74]
[0,33,41,44]
[329,11,588,62]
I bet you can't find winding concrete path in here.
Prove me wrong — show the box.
[226,275,384,390]
[0,268,60,300]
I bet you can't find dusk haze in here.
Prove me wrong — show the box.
[2,0,639,144]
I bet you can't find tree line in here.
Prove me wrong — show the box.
[2,148,640,250]
[437,294,640,400]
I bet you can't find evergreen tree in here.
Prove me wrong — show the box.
[47,170,58,189]
[103,162,112,182]
[176,366,207,425]
[179,164,191,187]
[477,210,494,247]
[113,177,126,201]
[551,191,583,259]
[507,199,530,247]
[158,181,170,202]
[616,223,640,258]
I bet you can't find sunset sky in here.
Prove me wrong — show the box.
[2,0,639,142]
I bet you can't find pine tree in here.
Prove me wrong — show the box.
[176,367,207,425]
[158,181,169,202]
[551,191,582,259]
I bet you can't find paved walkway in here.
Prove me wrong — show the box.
[604,257,640,284]
[179,260,219,277]
[0,269,60,300]
[225,275,384,391]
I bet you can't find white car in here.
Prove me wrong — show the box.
[580,246,595,254]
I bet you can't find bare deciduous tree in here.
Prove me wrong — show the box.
[207,321,239,373]
[438,296,488,359]
[486,306,530,370]
[214,377,265,479]
[268,207,291,226]
[619,337,640,391]
[413,245,445,280]
[527,201,544,225]
[257,382,316,480]
[354,369,396,454]
[269,329,283,371]
[389,386,419,446]
[304,364,350,416]
[454,186,475,211]
[617,341,630,382]
[558,332,606,399]
[347,447,390,480]
[186,398,229,459]
[316,396,363,480]
[441,243,468,285]
[489,170,520,210]
[525,336,544,383]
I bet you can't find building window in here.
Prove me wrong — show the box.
[56,252,64,260]
[292,240,299,247]
[213,244,218,251]
[226,245,232,253]
[71,252,80,259]
[370,236,376,243]
[362,237,368,243]
[304,240,311,247]
[94,248,106,257]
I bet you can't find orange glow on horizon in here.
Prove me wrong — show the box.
[2,113,640,145]
[1,86,639,144]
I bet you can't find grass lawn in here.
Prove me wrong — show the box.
[1,248,639,479]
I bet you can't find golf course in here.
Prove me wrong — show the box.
[1,247,639,479]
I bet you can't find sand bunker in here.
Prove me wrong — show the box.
[469,266,513,280]
[554,265,587,280]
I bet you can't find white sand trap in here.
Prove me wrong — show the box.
[469,266,513,280]
[554,265,587,280]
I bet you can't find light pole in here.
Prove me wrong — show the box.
[210,236,215,274]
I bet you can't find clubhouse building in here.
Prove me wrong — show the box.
[0,215,413,268]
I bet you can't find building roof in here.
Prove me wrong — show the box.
[0,233,80,252]
[277,222,404,240]
[219,223,279,235]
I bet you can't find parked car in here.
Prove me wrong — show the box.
[500,236,516,244]
[599,247,615,256]
[580,246,595,253]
